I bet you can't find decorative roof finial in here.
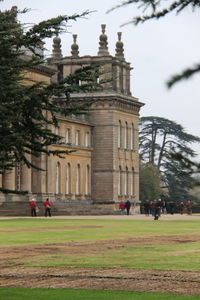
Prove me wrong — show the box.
[71,34,79,57]
[115,32,124,60]
[98,24,110,56]
[51,35,62,59]
[11,6,18,22]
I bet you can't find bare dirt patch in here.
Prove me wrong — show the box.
[1,266,200,295]
[0,225,103,233]
[1,233,200,264]
[1,234,200,295]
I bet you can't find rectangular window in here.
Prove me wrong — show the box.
[15,165,21,191]
[130,124,134,150]
[55,126,59,136]
[75,130,80,145]
[85,132,90,147]
[66,128,70,144]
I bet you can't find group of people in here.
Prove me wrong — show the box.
[143,199,167,218]
[29,198,52,217]
[143,199,192,219]
[119,200,131,215]
[143,199,163,220]
[179,200,192,215]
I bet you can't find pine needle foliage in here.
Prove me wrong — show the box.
[139,116,200,201]
[0,5,101,183]
[108,0,200,87]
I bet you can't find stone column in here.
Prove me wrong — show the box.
[2,169,15,190]
[116,65,121,92]
[0,174,2,188]
[134,171,139,203]
[123,67,126,93]
[20,164,32,192]
[126,66,131,96]
[47,156,54,194]
[40,153,47,194]
[31,156,41,193]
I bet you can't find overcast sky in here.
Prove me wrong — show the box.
[2,0,200,156]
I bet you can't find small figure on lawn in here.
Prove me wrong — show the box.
[119,201,125,215]
[179,202,184,215]
[185,200,192,215]
[144,201,150,216]
[125,200,131,215]
[44,198,52,217]
[29,198,37,217]
[154,200,162,220]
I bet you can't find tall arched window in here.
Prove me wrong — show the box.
[56,162,61,194]
[130,123,134,150]
[85,165,90,195]
[15,165,21,191]
[119,166,123,195]
[118,121,121,148]
[76,164,81,195]
[118,166,121,195]
[124,123,127,149]
[124,122,128,149]
[85,132,90,147]
[126,122,129,149]
[75,130,80,145]
[131,167,135,196]
[65,128,70,144]
[55,126,60,136]
[125,166,129,195]
[66,163,71,194]
[118,121,123,148]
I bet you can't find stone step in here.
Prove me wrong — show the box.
[0,200,117,216]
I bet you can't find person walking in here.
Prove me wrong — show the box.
[29,198,37,217]
[168,201,174,215]
[154,200,162,220]
[125,200,131,215]
[185,200,192,215]
[150,200,156,217]
[44,198,52,217]
[161,200,167,214]
[179,202,184,215]
[144,201,150,216]
[119,201,125,215]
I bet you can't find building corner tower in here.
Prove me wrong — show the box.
[60,25,144,211]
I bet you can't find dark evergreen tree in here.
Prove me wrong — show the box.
[139,116,200,167]
[139,163,161,202]
[0,5,101,191]
[139,116,200,202]
[108,0,200,87]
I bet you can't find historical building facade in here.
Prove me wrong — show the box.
[0,25,144,215]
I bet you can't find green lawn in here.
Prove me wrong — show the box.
[1,218,200,299]
[28,242,200,270]
[1,288,200,300]
[0,218,200,246]
[1,218,200,271]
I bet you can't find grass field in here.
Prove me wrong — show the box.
[1,218,200,270]
[1,288,200,300]
[1,217,200,298]
[1,217,200,244]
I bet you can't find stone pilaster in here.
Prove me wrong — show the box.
[40,153,47,193]
[2,169,15,190]
[0,174,2,188]
[20,164,32,192]
[31,156,41,193]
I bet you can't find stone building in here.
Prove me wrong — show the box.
[0,25,144,215]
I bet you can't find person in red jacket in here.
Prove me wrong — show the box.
[185,200,192,215]
[44,198,51,217]
[119,201,125,215]
[29,198,37,217]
